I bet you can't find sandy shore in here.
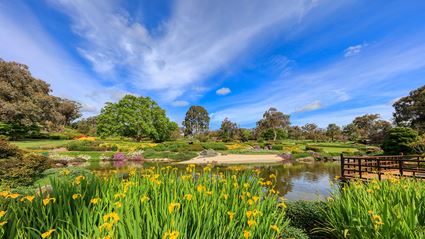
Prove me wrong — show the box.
[178,154,285,165]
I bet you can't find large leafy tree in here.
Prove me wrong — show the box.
[349,114,392,144]
[182,106,210,136]
[97,95,177,142]
[256,107,290,141]
[382,127,418,155]
[0,60,81,137]
[219,118,239,142]
[73,116,97,136]
[393,85,425,133]
[326,123,342,141]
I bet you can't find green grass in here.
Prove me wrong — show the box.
[0,166,289,238]
[10,140,72,149]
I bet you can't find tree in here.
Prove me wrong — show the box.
[288,126,303,140]
[73,116,97,135]
[382,127,418,155]
[0,60,81,137]
[256,107,290,141]
[182,106,210,136]
[302,123,319,141]
[393,85,425,133]
[97,95,177,142]
[218,118,238,142]
[326,123,342,141]
[343,123,361,141]
[350,114,392,144]
[58,99,82,126]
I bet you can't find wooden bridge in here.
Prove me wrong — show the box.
[341,154,425,180]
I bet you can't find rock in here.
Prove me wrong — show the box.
[296,156,315,163]
[36,185,53,196]
[54,163,65,167]
[278,153,293,161]
[200,149,218,157]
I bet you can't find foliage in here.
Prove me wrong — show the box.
[0,140,50,188]
[142,149,198,161]
[151,141,204,152]
[201,142,227,150]
[305,145,324,153]
[259,128,288,141]
[182,106,210,136]
[0,166,289,238]
[302,123,327,141]
[382,127,418,154]
[0,122,41,140]
[409,134,425,154]
[345,114,392,144]
[0,60,81,134]
[286,201,327,238]
[280,226,309,239]
[256,108,290,141]
[326,124,342,141]
[393,85,425,133]
[97,95,177,142]
[218,118,239,142]
[66,140,116,151]
[322,178,425,239]
[73,116,97,136]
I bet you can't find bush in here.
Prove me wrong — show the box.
[201,142,227,150]
[280,226,309,239]
[66,140,114,151]
[305,145,324,153]
[286,201,327,238]
[0,140,51,188]
[152,142,204,152]
[382,127,418,155]
[271,144,283,150]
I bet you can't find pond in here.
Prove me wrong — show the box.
[77,160,340,201]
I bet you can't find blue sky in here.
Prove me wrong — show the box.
[1,0,425,129]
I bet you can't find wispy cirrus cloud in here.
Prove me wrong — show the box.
[47,0,323,102]
[344,43,367,57]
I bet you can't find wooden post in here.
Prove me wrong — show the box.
[377,158,381,180]
[399,157,404,176]
[340,154,345,179]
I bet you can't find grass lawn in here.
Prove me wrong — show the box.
[10,139,72,149]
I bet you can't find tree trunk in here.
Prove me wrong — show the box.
[273,129,277,141]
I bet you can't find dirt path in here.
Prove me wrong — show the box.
[178,154,284,165]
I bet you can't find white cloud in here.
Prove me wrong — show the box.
[295,100,322,112]
[46,0,321,102]
[171,100,189,107]
[216,87,231,95]
[344,44,366,57]
[210,39,425,127]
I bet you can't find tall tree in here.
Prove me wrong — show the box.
[326,123,342,141]
[393,85,425,133]
[182,106,210,136]
[351,114,392,144]
[256,107,290,141]
[218,118,238,142]
[0,60,81,136]
[73,116,97,135]
[97,95,177,142]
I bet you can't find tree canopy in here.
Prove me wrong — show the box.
[393,85,425,133]
[97,95,177,142]
[0,60,81,137]
[182,106,210,136]
[256,108,290,141]
[219,118,239,142]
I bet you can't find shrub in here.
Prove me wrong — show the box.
[66,140,114,151]
[286,201,327,238]
[0,144,50,188]
[0,139,22,158]
[305,145,324,153]
[410,135,425,154]
[280,226,309,239]
[201,142,227,150]
[271,144,283,150]
[382,127,418,155]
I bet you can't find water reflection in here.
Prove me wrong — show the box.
[78,160,339,201]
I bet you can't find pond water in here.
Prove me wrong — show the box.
[77,161,340,201]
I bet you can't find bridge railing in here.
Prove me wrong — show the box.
[340,154,425,180]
